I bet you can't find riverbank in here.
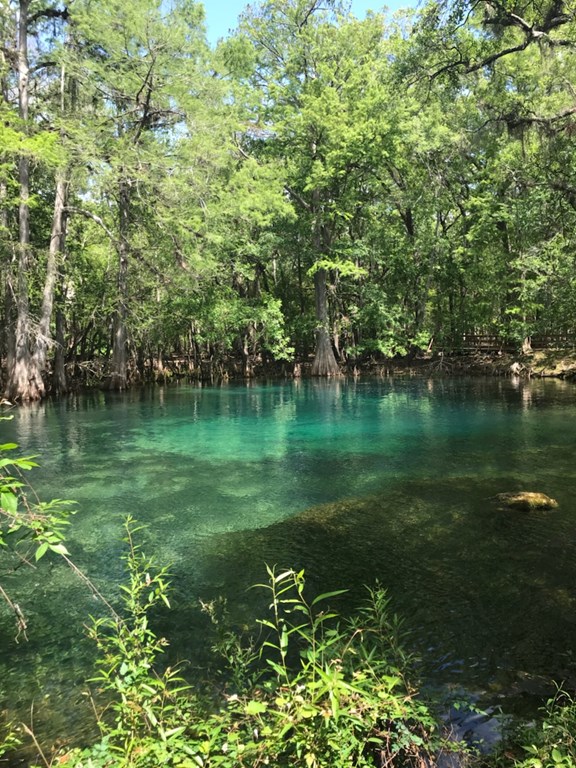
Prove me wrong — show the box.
[6,347,575,396]
[359,349,576,380]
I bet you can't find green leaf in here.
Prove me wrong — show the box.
[15,459,39,470]
[257,619,277,630]
[245,700,268,715]
[49,543,70,556]
[0,491,18,514]
[298,704,318,719]
[280,624,289,652]
[275,569,295,581]
[311,589,348,606]
[35,542,49,561]
[162,725,186,739]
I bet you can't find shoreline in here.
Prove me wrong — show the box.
[5,349,576,400]
[355,349,576,381]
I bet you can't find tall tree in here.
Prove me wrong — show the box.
[65,0,209,389]
[2,0,67,401]
[237,1,401,374]
[407,0,576,344]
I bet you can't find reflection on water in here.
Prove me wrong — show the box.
[2,377,576,755]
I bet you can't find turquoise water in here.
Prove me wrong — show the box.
[2,377,576,755]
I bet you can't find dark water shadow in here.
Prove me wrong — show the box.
[166,474,576,703]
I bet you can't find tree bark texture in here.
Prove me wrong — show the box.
[52,302,67,394]
[311,267,340,376]
[310,183,340,376]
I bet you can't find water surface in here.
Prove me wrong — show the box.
[2,377,576,754]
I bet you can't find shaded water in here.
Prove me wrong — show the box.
[2,377,576,755]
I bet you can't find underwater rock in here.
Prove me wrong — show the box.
[443,703,504,757]
[493,491,558,511]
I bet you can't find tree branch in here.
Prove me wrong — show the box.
[65,207,174,285]
[28,7,69,27]
[430,0,575,79]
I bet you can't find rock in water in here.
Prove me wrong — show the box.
[494,492,559,510]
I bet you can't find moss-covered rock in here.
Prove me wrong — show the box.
[493,491,559,511]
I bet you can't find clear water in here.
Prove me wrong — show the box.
[2,377,576,756]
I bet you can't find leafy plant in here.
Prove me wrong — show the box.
[514,689,576,768]
[206,565,447,768]
[200,594,261,694]
[0,420,76,636]
[0,414,77,760]
[79,516,195,767]
[62,533,453,768]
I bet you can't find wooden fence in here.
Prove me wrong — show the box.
[438,333,576,353]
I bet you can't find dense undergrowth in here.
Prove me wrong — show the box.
[2,439,576,768]
[70,526,452,768]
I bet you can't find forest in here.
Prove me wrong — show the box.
[2,0,576,401]
[3,2,576,765]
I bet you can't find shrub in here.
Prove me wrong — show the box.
[202,565,444,768]
[65,536,449,768]
[514,689,576,768]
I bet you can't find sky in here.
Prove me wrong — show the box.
[203,0,415,44]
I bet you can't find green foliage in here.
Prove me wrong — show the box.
[309,259,367,281]
[0,727,21,762]
[80,517,193,767]
[511,690,576,768]
[63,532,448,768]
[257,296,295,361]
[0,430,76,626]
[203,565,445,768]
[0,442,75,563]
[0,427,76,758]
[4,0,576,387]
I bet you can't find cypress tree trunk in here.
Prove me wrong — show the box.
[34,173,69,376]
[1,181,14,385]
[52,301,67,395]
[5,0,45,402]
[311,267,340,376]
[310,186,340,377]
[108,181,130,390]
[0,47,10,372]
[51,178,70,396]
[34,51,71,391]
[6,32,71,401]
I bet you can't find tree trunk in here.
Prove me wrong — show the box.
[33,51,71,389]
[1,45,12,380]
[108,181,130,390]
[1,181,14,384]
[52,301,67,394]
[311,267,340,376]
[34,173,69,376]
[310,182,340,377]
[5,0,44,402]
[2,281,17,402]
